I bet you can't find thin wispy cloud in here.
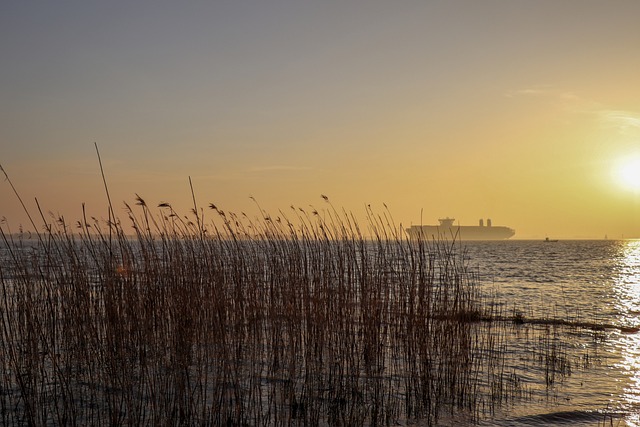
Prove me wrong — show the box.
[505,86,581,102]
[194,166,316,182]
[504,88,548,98]
[185,165,316,182]
[599,110,640,134]
[505,87,612,121]
[247,165,314,173]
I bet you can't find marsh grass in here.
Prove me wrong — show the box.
[0,194,585,426]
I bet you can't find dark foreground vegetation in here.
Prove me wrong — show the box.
[0,195,578,426]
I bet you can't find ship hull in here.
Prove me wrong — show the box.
[406,225,515,241]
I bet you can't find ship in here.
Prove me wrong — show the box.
[406,218,515,241]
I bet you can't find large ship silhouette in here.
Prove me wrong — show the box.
[406,218,515,240]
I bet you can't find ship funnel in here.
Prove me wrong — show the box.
[487,218,492,227]
[479,219,484,227]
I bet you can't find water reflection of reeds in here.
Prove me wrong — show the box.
[0,202,578,426]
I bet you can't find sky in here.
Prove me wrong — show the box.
[2,0,640,239]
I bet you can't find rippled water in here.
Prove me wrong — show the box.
[460,239,640,426]
[2,238,640,425]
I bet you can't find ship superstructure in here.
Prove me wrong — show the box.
[406,218,515,240]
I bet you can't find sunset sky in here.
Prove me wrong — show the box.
[2,1,640,239]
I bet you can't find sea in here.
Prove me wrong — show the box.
[460,239,640,427]
[2,238,640,425]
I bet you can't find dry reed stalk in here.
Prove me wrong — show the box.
[0,189,593,426]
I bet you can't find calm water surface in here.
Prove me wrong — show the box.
[2,238,640,425]
[462,239,640,426]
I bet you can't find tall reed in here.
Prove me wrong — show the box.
[0,196,574,426]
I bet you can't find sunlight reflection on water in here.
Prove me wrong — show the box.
[615,240,640,324]
[615,240,640,426]
[463,240,640,425]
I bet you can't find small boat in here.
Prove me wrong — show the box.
[544,237,558,242]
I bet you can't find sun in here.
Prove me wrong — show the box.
[615,154,640,191]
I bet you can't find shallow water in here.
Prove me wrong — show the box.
[1,238,640,425]
[461,239,640,426]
